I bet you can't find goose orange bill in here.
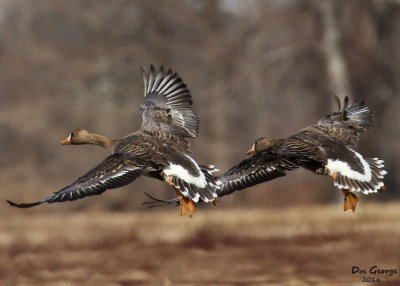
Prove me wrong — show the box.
[61,135,71,145]
[246,145,255,155]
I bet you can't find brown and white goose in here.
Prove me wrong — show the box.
[7,65,218,217]
[145,96,386,212]
[244,96,386,211]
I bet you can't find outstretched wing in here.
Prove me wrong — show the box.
[7,153,156,208]
[313,96,374,147]
[142,150,298,207]
[318,96,374,130]
[140,65,199,138]
[217,150,298,197]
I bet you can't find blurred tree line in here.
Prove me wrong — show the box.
[0,0,398,212]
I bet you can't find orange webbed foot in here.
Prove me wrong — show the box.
[174,189,194,217]
[166,177,195,217]
[342,189,358,212]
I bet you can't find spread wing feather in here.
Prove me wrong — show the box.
[315,96,374,147]
[7,153,156,208]
[217,151,298,197]
[140,65,199,138]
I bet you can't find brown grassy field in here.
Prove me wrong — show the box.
[1,203,400,286]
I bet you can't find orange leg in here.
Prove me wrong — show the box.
[166,177,195,218]
[341,188,358,212]
[378,186,386,195]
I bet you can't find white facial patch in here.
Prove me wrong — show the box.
[326,150,371,182]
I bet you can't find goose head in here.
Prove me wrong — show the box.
[246,137,284,155]
[61,129,93,145]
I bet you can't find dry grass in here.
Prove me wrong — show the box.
[1,203,400,285]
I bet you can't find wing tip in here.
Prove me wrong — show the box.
[150,64,156,74]
[6,199,44,208]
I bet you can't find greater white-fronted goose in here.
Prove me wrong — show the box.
[7,65,219,217]
[244,96,386,211]
[145,96,386,212]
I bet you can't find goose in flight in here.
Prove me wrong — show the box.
[145,96,386,212]
[7,65,219,217]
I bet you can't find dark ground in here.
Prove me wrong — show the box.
[1,203,400,285]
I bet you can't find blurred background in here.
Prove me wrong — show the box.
[1,0,399,212]
[2,1,400,285]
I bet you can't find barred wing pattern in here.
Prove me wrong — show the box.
[140,65,199,138]
[316,96,374,147]
[217,151,298,197]
[7,153,155,208]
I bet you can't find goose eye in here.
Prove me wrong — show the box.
[71,132,75,137]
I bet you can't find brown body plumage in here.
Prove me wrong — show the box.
[146,96,386,212]
[244,96,386,211]
[7,65,219,217]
